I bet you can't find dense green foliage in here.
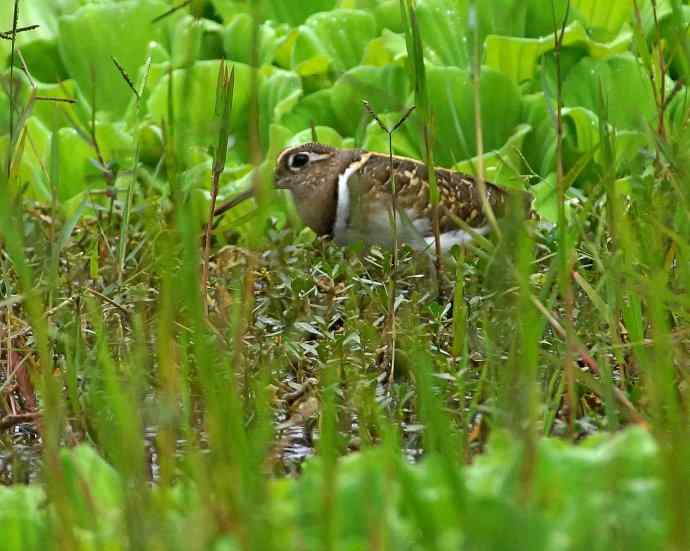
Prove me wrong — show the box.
[1,0,689,549]
[1,428,666,549]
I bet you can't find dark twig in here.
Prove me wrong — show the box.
[362,100,416,387]
[35,96,77,104]
[0,24,39,40]
[0,412,41,432]
[213,187,254,217]
[7,0,20,177]
[112,56,140,101]
[551,0,577,436]
[151,0,191,24]
[85,287,130,320]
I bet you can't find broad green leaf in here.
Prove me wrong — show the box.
[454,123,532,189]
[189,160,288,237]
[264,0,338,26]
[329,65,409,137]
[13,0,81,44]
[423,65,523,167]
[60,445,123,533]
[362,29,407,66]
[362,113,422,160]
[641,0,678,35]
[170,16,225,66]
[415,0,470,68]
[562,106,601,153]
[522,92,558,177]
[8,71,79,132]
[58,0,177,116]
[571,0,637,35]
[260,67,303,149]
[286,126,346,149]
[655,5,690,79]
[0,486,46,551]
[0,117,52,201]
[485,21,633,83]
[280,89,340,134]
[15,40,67,84]
[52,127,100,201]
[267,123,294,160]
[414,0,568,67]
[364,65,521,168]
[530,173,579,223]
[362,68,521,169]
[291,10,378,76]
[208,0,250,21]
[46,121,132,203]
[562,54,656,130]
[189,161,257,228]
[223,15,287,66]
[523,53,657,181]
[6,0,78,80]
[94,122,136,162]
[26,80,79,132]
[372,0,404,33]
[147,61,254,159]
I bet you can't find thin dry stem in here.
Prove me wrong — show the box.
[551,0,577,437]
[361,100,416,385]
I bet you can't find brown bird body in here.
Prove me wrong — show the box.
[274,143,508,253]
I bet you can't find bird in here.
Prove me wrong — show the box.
[271,143,511,254]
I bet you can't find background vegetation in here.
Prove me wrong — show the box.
[1,0,689,549]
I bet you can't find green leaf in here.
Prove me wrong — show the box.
[414,0,470,67]
[454,124,532,189]
[0,117,52,201]
[485,21,633,83]
[413,0,568,67]
[48,121,132,204]
[372,0,404,33]
[57,0,178,116]
[363,65,522,168]
[170,16,225,66]
[51,127,98,201]
[208,0,250,22]
[223,15,286,66]
[280,90,340,134]
[530,173,578,223]
[264,0,338,26]
[571,0,637,35]
[260,68,303,149]
[60,445,124,531]
[0,486,46,551]
[30,82,79,132]
[561,54,657,129]
[291,10,378,76]
[362,29,407,66]
[147,61,254,159]
[285,126,346,149]
[329,65,409,137]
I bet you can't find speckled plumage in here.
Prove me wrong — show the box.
[274,143,509,252]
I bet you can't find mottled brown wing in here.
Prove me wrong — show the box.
[356,154,506,233]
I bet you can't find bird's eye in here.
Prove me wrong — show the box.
[289,153,310,170]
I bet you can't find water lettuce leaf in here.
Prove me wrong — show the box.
[58,0,177,116]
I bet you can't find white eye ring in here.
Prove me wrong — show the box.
[287,151,331,172]
[288,152,310,170]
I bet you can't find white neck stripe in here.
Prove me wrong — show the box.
[334,154,370,239]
